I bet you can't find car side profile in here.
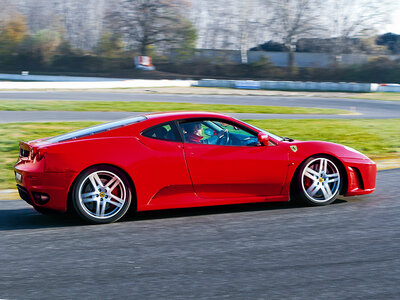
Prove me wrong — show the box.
[14,112,377,224]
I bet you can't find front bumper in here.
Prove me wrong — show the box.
[342,158,377,196]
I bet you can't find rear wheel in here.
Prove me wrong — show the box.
[296,156,342,206]
[72,165,132,224]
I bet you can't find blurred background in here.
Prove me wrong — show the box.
[0,0,400,82]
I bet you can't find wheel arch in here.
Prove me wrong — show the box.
[290,153,348,200]
[67,163,137,214]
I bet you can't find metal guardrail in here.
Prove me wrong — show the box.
[196,79,400,93]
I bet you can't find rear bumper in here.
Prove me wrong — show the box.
[342,158,377,196]
[14,161,76,212]
[17,184,34,206]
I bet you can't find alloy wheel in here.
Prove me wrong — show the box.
[301,157,341,203]
[78,170,127,220]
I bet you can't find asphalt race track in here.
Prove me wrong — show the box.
[0,168,399,299]
[1,91,399,299]
[0,91,400,123]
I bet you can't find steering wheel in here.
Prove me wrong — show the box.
[217,129,230,145]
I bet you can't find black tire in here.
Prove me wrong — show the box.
[72,165,132,224]
[294,155,343,206]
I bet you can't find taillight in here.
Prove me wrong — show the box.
[36,149,45,161]
[19,142,46,161]
[19,147,30,158]
[31,147,45,161]
[31,148,37,160]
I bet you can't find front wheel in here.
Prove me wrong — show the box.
[72,165,132,224]
[295,156,342,206]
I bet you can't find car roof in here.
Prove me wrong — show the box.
[143,111,232,121]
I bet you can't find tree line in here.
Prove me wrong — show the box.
[0,0,399,80]
[0,0,196,68]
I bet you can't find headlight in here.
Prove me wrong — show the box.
[344,145,361,154]
[343,145,368,158]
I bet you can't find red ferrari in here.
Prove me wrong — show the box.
[14,112,376,224]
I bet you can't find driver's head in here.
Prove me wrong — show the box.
[182,122,202,135]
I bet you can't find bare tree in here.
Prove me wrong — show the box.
[51,0,109,50]
[267,0,323,68]
[0,0,18,25]
[7,0,398,55]
[10,0,111,50]
[189,0,232,49]
[189,0,273,51]
[237,0,274,63]
[108,0,190,55]
[322,0,397,56]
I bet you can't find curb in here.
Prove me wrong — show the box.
[0,79,196,90]
[373,157,400,171]
[0,189,19,200]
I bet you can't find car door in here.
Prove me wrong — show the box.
[138,121,197,209]
[179,119,289,200]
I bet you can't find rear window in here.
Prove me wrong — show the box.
[46,116,147,143]
[142,122,180,142]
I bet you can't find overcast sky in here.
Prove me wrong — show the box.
[381,2,400,34]
[386,9,400,33]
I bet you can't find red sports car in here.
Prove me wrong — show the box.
[14,112,376,224]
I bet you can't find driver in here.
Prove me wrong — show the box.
[182,122,203,144]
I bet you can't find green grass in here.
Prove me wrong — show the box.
[0,122,100,190]
[350,92,400,101]
[0,100,350,115]
[1,119,399,190]
[248,119,400,157]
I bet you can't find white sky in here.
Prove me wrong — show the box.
[384,8,400,33]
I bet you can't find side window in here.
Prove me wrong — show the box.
[214,121,256,138]
[142,122,180,141]
[178,119,259,146]
[179,121,206,144]
[212,121,259,146]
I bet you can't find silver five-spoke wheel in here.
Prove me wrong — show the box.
[296,156,342,205]
[72,166,132,224]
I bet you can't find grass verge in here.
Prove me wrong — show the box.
[1,119,399,190]
[0,122,99,190]
[247,119,400,157]
[350,92,400,101]
[0,100,350,115]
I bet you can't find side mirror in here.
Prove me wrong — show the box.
[258,132,269,146]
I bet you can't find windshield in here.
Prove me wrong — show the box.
[240,120,283,142]
[46,116,147,143]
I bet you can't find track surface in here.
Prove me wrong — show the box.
[1,91,400,123]
[1,91,399,298]
[0,169,399,299]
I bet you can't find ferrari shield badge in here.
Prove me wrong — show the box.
[290,145,298,152]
